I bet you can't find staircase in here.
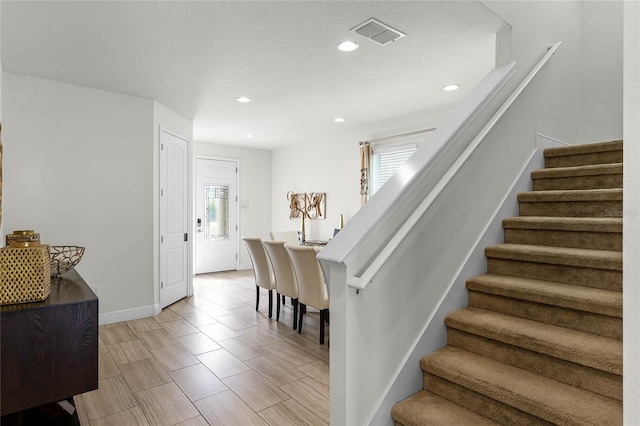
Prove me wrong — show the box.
[392,140,623,425]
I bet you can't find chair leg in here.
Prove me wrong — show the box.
[319,309,326,345]
[255,285,259,312]
[282,294,286,305]
[292,299,298,331]
[268,290,273,319]
[276,292,281,321]
[326,309,330,325]
[298,303,305,333]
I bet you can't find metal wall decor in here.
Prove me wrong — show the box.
[287,191,326,220]
[287,191,326,243]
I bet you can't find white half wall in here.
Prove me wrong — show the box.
[2,73,155,318]
[193,141,272,269]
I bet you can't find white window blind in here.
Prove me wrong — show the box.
[370,144,416,195]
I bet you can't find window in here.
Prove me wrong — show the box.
[370,144,416,195]
[204,185,229,240]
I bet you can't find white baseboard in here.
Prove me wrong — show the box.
[537,132,570,149]
[239,263,252,270]
[99,303,160,325]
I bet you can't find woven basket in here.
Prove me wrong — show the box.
[0,244,51,305]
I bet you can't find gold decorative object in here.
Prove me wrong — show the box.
[49,246,85,278]
[1,230,51,305]
[287,191,326,243]
[6,230,41,247]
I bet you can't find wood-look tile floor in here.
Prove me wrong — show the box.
[75,270,329,426]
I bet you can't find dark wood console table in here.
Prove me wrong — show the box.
[1,269,98,416]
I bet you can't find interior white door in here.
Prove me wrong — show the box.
[195,158,238,274]
[160,129,189,309]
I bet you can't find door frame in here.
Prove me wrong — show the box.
[193,155,240,273]
[158,127,193,311]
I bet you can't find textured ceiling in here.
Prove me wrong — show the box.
[1,1,507,149]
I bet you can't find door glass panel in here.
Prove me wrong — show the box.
[204,185,229,240]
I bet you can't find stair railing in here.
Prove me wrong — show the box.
[318,42,561,292]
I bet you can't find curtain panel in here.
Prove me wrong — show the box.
[359,143,371,206]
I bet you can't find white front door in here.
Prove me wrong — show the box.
[160,129,189,309]
[195,158,238,274]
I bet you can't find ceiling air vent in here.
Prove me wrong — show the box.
[351,18,405,46]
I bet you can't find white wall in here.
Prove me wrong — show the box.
[1,3,3,238]
[623,0,640,422]
[580,1,623,143]
[2,73,156,320]
[193,141,271,269]
[271,105,452,242]
[482,1,585,144]
[271,138,359,242]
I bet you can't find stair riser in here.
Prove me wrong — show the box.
[468,291,622,339]
[532,174,622,191]
[545,151,623,168]
[486,258,622,291]
[423,373,553,426]
[519,200,623,217]
[447,329,622,401]
[504,229,622,251]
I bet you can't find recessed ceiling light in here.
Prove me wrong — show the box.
[334,118,345,123]
[443,84,460,91]
[338,41,359,52]
[236,96,251,103]
[245,134,254,138]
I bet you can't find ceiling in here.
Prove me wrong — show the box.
[1,1,507,150]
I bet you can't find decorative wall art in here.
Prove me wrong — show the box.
[287,191,326,220]
[287,191,326,243]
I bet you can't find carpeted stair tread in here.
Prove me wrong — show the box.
[532,163,622,180]
[445,307,621,374]
[421,346,622,425]
[466,273,622,317]
[502,216,622,250]
[544,140,622,158]
[517,188,622,202]
[446,327,623,400]
[544,141,623,168]
[485,243,622,271]
[531,163,623,190]
[391,390,499,426]
[502,216,622,233]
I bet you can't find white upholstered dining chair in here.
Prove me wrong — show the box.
[262,240,299,330]
[285,244,329,344]
[242,237,276,318]
[269,230,299,246]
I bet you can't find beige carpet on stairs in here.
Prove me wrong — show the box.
[392,140,623,426]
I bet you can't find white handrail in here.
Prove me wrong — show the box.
[347,41,562,291]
